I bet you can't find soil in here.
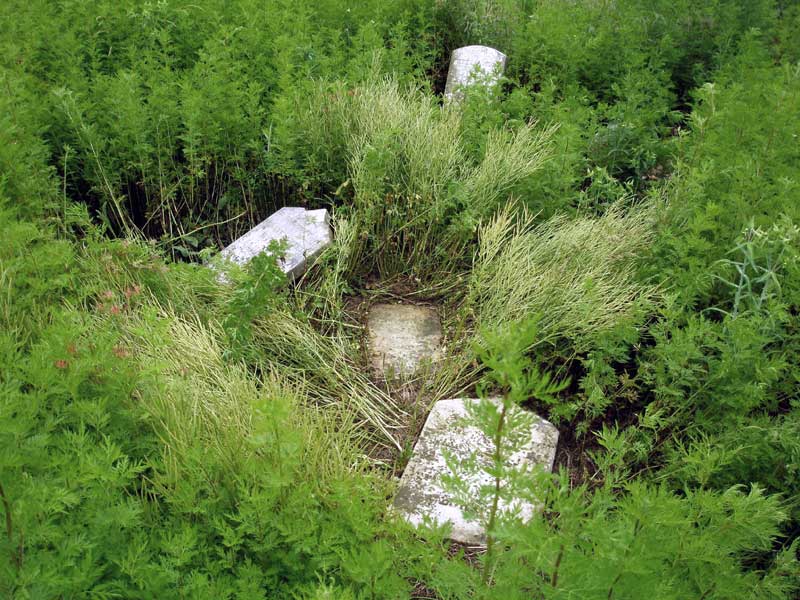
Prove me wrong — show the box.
[552,426,602,490]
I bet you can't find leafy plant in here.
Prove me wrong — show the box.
[219,241,288,361]
[710,219,798,319]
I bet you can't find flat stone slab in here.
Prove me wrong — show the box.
[393,398,558,545]
[367,304,442,378]
[219,207,332,279]
[444,45,507,101]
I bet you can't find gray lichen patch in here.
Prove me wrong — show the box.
[219,207,332,280]
[367,303,443,379]
[393,398,559,545]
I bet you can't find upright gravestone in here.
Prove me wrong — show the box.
[218,207,332,280]
[393,398,558,545]
[444,45,507,102]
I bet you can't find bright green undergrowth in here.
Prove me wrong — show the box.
[2,1,800,598]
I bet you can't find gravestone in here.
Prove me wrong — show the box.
[393,398,558,545]
[444,45,508,101]
[218,207,332,280]
[367,304,443,378]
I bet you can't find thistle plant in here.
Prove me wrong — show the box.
[711,218,799,318]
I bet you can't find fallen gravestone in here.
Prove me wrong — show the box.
[393,398,558,545]
[444,45,508,102]
[367,304,442,378]
[218,207,332,280]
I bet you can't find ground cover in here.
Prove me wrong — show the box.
[1,1,799,598]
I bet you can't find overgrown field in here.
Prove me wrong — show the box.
[2,1,800,598]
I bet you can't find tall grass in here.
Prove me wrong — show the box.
[123,310,374,484]
[465,203,657,352]
[292,210,359,331]
[399,202,659,407]
[291,77,556,280]
[249,309,407,449]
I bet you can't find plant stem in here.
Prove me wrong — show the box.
[62,146,69,237]
[483,400,508,585]
[0,482,11,544]
[551,544,564,587]
[0,481,20,569]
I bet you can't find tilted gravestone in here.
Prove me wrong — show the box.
[393,398,558,545]
[444,45,508,102]
[218,207,332,280]
[366,304,443,379]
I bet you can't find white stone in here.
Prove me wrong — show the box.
[393,398,558,545]
[219,207,332,280]
[367,304,442,378]
[444,45,507,101]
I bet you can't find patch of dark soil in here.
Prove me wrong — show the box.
[552,425,602,490]
[362,273,456,303]
[448,540,485,567]
[410,580,440,599]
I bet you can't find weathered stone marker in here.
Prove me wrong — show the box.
[367,304,442,378]
[218,207,332,280]
[393,398,558,545]
[444,45,508,101]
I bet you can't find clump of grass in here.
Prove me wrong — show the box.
[249,308,407,449]
[296,77,555,281]
[465,202,657,352]
[292,210,359,332]
[420,202,658,405]
[80,234,406,451]
[123,310,374,484]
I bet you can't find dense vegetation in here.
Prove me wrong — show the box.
[2,0,799,597]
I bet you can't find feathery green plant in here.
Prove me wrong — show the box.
[443,320,568,583]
